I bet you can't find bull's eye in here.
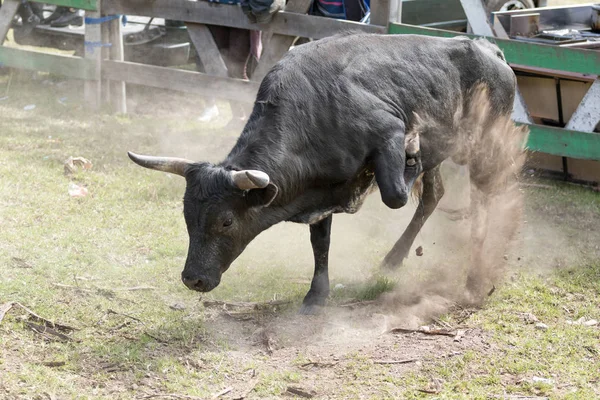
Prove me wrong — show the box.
[223,218,233,227]
[406,158,417,167]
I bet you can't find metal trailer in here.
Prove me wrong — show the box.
[401,0,547,30]
[390,2,600,184]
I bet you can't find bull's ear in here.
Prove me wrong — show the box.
[245,183,278,208]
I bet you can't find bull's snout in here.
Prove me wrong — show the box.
[182,276,207,291]
[181,272,219,292]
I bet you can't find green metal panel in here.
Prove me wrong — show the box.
[388,23,600,76]
[31,0,98,11]
[526,124,600,160]
[0,47,96,80]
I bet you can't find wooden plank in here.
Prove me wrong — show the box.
[0,47,95,79]
[388,23,600,77]
[0,0,19,45]
[102,0,386,39]
[370,0,391,27]
[251,0,312,82]
[186,23,228,77]
[388,0,402,24]
[31,0,98,11]
[511,64,597,82]
[108,16,126,114]
[565,79,600,133]
[84,0,102,110]
[525,124,600,161]
[102,60,260,103]
[459,0,493,36]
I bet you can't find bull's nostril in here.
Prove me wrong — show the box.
[193,281,204,290]
[182,277,205,291]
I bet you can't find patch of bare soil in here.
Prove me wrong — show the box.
[188,301,489,398]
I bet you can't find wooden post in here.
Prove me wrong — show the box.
[251,0,312,82]
[84,0,102,110]
[388,0,402,24]
[108,16,126,113]
[0,0,20,44]
[370,0,391,27]
[186,23,229,77]
[565,79,600,133]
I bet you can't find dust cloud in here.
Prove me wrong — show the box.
[377,85,530,329]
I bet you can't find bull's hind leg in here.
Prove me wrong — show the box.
[299,215,332,315]
[382,165,445,269]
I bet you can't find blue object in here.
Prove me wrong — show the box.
[84,15,127,26]
[207,0,241,4]
[313,0,370,20]
[84,40,112,54]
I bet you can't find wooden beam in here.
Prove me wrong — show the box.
[388,23,600,77]
[108,16,126,114]
[0,0,19,45]
[251,0,312,82]
[84,0,102,110]
[388,0,402,24]
[459,0,494,36]
[31,0,98,11]
[0,47,95,79]
[370,0,391,27]
[186,23,228,77]
[102,0,386,39]
[564,79,600,133]
[102,60,260,103]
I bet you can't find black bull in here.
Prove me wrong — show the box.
[129,33,518,314]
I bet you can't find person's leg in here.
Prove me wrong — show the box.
[18,1,41,34]
[50,7,83,27]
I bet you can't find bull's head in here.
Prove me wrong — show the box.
[128,152,278,292]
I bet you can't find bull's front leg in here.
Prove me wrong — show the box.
[299,215,332,315]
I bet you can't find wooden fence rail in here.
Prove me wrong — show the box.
[102,60,260,103]
[102,0,386,39]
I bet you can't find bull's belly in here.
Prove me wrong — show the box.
[287,170,377,225]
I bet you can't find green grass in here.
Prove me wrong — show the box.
[1,75,599,399]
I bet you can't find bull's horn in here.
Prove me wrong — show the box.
[231,170,270,190]
[128,152,192,177]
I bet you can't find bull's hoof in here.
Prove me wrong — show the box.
[381,243,410,271]
[381,253,406,270]
[298,303,324,315]
[380,258,403,271]
[299,291,327,315]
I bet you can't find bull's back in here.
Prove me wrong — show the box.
[245,34,516,183]
[270,34,515,128]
